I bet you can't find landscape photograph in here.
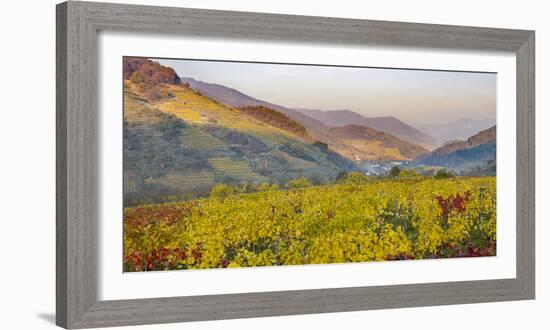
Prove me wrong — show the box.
[122,57,497,272]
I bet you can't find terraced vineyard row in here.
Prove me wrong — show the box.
[208,157,267,182]
[270,150,318,170]
[159,85,302,147]
[180,126,227,150]
[145,171,216,190]
[156,100,203,122]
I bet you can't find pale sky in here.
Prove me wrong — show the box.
[157,58,496,127]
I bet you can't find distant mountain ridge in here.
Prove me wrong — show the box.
[180,78,327,135]
[294,108,437,148]
[181,77,276,108]
[420,118,496,145]
[237,105,310,140]
[417,126,496,170]
[329,125,429,161]
[180,77,341,147]
[181,77,430,161]
[431,126,496,156]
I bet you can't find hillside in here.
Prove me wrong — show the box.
[295,108,437,148]
[237,105,310,140]
[418,143,496,170]
[420,118,496,145]
[180,76,430,161]
[123,59,358,205]
[417,126,496,170]
[124,57,181,85]
[124,57,182,101]
[329,125,430,161]
[430,126,496,156]
[180,77,327,131]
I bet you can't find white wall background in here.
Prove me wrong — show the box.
[0,0,547,329]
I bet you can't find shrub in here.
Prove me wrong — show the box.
[399,169,419,178]
[210,183,235,198]
[257,182,279,192]
[434,169,454,179]
[143,86,163,101]
[313,141,329,151]
[389,165,401,177]
[345,172,370,184]
[286,177,312,189]
[308,173,325,185]
[129,71,145,84]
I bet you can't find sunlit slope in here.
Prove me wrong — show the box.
[339,140,404,161]
[157,84,305,147]
[124,85,219,203]
[417,126,496,170]
[123,81,357,205]
[328,125,429,161]
[208,157,267,182]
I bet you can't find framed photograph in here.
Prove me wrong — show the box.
[56,1,535,328]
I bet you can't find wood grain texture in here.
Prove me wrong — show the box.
[57,1,99,327]
[515,32,536,297]
[56,1,536,328]
[56,3,68,328]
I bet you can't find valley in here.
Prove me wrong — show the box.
[124,57,496,206]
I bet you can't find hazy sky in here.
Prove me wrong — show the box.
[157,58,496,127]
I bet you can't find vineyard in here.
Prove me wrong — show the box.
[123,176,496,272]
[158,85,297,146]
[179,126,227,151]
[208,157,267,182]
[123,79,358,206]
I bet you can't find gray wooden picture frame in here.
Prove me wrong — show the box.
[56,1,535,328]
